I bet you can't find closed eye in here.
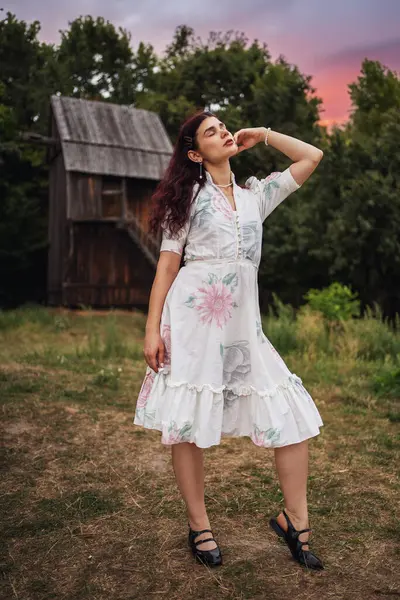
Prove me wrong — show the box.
[205,122,226,136]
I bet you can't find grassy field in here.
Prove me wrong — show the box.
[0,304,399,600]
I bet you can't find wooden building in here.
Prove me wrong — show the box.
[47,95,173,308]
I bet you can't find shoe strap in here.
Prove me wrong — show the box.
[282,510,312,535]
[194,537,215,546]
[189,526,213,536]
[297,528,312,535]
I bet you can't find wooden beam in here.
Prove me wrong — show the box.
[19,131,59,146]
[122,178,127,220]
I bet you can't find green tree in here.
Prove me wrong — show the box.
[291,60,400,318]
[1,13,399,318]
[0,12,62,135]
[135,25,323,180]
[349,59,400,136]
[57,15,134,101]
[0,95,48,307]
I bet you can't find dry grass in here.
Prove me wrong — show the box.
[0,307,399,600]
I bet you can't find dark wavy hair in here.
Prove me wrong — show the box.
[148,110,215,238]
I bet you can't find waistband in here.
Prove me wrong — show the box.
[184,257,258,270]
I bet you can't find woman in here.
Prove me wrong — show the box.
[134,111,325,570]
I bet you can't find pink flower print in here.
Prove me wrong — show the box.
[196,280,234,328]
[162,429,182,445]
[251,427,266,447]
[162,421,192,444]
[211,191,234,220]
[161,324,171,366]
[263,172,281,184]
[251,425,281,446]
[137,369,155,408]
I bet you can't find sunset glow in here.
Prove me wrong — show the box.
[4,0,399,129]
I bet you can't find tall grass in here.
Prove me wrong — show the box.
[1,301,399,401]
[262,297,400,365]
[0,302,71,331]
[1,300,399,365]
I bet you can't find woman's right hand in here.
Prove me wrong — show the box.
[143,329,165,373]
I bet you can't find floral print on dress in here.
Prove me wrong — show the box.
[264,172,281,184]
[192,188,232,229]
[137,368,155,409]
[221,339,252,407]
[222,339,251,385]
[161,323,171,366]
[245,169,301,223]
[184,271,239,329]
[192,190,215,229]
[251,424,281,446]
[223,388,241,409]
[133,168,323,449]
[211,190,234,220]
[241,221,261,264]
[262,172,281,197]
[162,421,193,444]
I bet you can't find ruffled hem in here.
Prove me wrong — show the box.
[145,367,307,397]
[133,369,324,449]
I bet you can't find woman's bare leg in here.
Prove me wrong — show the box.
[273,439,311,550]
[171,442,217,550]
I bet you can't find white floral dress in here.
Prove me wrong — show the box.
[133,166,324,448]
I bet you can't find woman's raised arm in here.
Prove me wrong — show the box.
[234,126,324,186]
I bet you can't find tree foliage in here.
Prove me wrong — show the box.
[0,12,399,318]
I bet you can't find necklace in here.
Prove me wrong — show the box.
[215,182,233,188]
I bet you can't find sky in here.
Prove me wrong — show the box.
[3,0,400,128]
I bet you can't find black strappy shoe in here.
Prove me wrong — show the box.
[188,522,223,567]
[269,509,324,570]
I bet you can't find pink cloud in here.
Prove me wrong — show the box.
[312,38,400,127]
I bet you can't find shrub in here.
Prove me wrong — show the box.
[303,282,361,322]
[371,365,400,398]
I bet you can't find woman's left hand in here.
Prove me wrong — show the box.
[233,127,267,154]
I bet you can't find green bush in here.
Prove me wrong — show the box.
[371,365,400,399]
[303,282,361,321]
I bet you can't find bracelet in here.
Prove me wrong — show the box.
[264,127,271,146]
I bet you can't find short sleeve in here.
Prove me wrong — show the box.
[245,166,301,222]
[159,183,199,256]
[159,218,191,256]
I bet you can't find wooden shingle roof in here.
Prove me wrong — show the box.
[51,95,173,180]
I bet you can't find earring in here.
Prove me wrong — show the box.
[199,162,203,179]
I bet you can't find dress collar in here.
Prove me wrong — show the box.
[205,169,236,186]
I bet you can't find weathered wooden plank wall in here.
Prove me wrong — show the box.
[47,96,173,307]
[62,223,155,307]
